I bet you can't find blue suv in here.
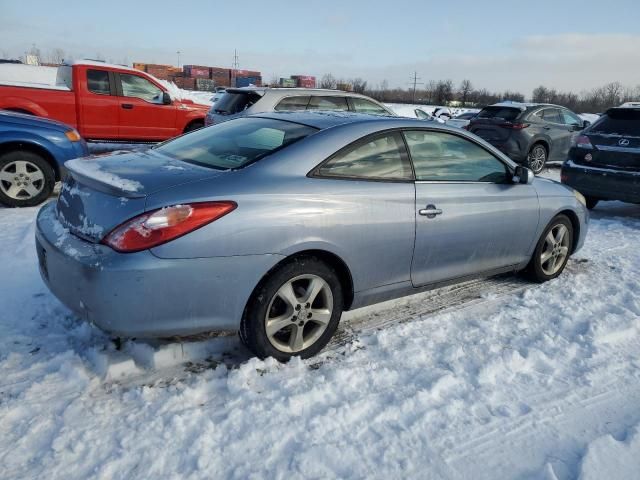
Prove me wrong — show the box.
[0,111,88,207]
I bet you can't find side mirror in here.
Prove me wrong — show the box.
[162,92,172,105]
[582,119,591,129]
[514,165,534,184]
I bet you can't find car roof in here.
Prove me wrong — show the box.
[225,87,380,100]
[488,101,562,111]
[251,110,458,131]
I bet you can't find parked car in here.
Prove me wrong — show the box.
[204,87,395,126]
[432,107,452,120]
[561,105,640,209]
[0,110,88,207]
[446,111,477,129]
[36,112,588,361]
[0,61,209,141]
[467,102,589,174]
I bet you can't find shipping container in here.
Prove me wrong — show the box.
[279,78,297,88]
[195,78,216,92]
[183,65,210,78]
[235,76,261,88]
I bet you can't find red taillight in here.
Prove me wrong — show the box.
[101,201,237,253]
[500,122,530,130]
[574,135,593,148]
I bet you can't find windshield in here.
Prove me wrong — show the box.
[476,106,521,121]
[155,117,318,170]
[590,109,640,137]
[212,92,262,115]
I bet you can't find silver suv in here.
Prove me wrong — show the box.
[205,87,395,126]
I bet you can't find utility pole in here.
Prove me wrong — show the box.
[176,50,181,67]
[231,49,240,87]
[408,71,423,103]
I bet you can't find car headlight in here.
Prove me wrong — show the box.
[574,190,586,207]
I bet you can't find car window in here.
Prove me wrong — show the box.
[275,96,311,111]
[87,69,110,95]
[541,108,563,124]
[590,109,640,136]
[317,132,412,180]
[560,109,582,127]
[476,106,520,121]
[415,109,431,119]
[351,97,388,115]
[155,117,317,170]
[307,96,349,111]
[119,73,163,103]
[404,130,509,183]
[213,92,262,114]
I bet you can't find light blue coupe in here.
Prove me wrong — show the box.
[36,111,589,360]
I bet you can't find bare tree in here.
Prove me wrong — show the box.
[319,73,337,89]
[458,79,473,106]
[351,77,367,94]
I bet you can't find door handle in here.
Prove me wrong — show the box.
[121,103,134,109]
[419,204,443,218]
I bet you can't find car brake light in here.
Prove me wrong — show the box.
[574,135,593,148]
[101,202,237,253]
[500,122,529,130]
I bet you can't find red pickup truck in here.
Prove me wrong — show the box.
[0,61,208,141]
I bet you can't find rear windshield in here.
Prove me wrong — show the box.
[212,92,262,115]
[589,109,640,136]
[155,117,318,170]
[476,106,520,121]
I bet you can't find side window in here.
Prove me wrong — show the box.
[351,97,388,115]
[274,96,311,111]
[560,109,581,127]
[415,109,431,119]
[87,69,111,95]
[307,96,349,111]
[405,130,509,183]
[542,108,562,124]
[119,73,163,103]
[317,132,412,180]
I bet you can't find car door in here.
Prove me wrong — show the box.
[115,72,177,140]
[404,129,540,287]
[311,131,416,291]
[78,69,120,140]
[541,108,573,161]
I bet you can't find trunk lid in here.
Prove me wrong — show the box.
[58,149,227,242]
[468,106,523,144]
[571,108,640,171]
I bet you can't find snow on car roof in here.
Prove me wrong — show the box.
[490,101,539,111]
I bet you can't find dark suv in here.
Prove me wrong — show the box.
[467,102,589,173]
[561,106,640,209]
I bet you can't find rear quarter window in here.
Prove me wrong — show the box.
[213,92,262,114]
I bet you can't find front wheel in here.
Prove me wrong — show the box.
[585,196,599,210]
[184,120,204,133]
[240,257,343,361]
[0,150,55,207]
[526,144,547,174]
[525,215,573,282]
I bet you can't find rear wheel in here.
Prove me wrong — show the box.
[0,150,55,207]
[526,144,547,174]
[585,196,599,210]
[525,215,573,282]
[240,257,343,361]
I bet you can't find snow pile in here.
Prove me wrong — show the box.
[155,79,212,106]
[1,172,640,478]
[385,103,479,120]
[65,158,143,193]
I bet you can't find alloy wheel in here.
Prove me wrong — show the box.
[264,274,334,353]
[540,224,570,276]
[527,145,547,174]
[0,160,45,200]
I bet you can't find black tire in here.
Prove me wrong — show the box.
[184,120,204,133]
[585,196,599,210]
[240,256,344,361]
[526,143,548,174]
[0,150,55,207]
[524,214,573,283]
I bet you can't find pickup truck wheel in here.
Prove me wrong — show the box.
[0,151,55,207]
[184,120,204,133]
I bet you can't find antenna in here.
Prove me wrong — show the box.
[408,72,424,103]
[176,50,181,68]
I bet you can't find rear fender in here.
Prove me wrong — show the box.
[0,97,49,117]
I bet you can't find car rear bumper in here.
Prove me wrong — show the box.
[561,160,640,204]
[35,202,284,338]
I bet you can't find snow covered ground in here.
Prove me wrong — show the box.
[1,168,639,479]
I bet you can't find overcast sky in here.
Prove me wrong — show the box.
[2,0,639,96]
